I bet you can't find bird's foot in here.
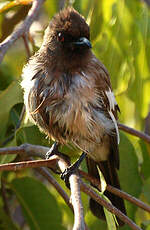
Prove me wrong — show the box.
[61,163,78,188]
[61,152,86,188]
[45,142,59,159]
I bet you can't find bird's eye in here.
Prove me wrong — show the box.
[57,32,65,42]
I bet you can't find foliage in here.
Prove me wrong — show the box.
[0,0,150,229]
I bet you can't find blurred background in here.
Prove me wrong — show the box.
[0,0,150,229]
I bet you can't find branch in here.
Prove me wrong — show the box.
[1,144,150,213]
[0,144,150,229]
[0,155,85,230]
[118,123,150,143]
[0,5,31,42]
[79,170,150,213]
[56,158,85,230]
[22,34,32,58]
[0,0,45,63]
[142,0,150,6]
[0,143,49,156]
[80,181,142,230]
[0,154,144,229]
[0,158,57,171]
[56,155,142,230]
[1,143,150,213]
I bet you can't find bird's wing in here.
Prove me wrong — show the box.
[92,57,120,169]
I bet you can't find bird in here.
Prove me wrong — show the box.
[21,7,126,226]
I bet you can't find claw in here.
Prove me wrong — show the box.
[45,142,59,159]
[61,152,86,188]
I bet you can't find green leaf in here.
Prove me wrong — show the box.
[89,184,117,229]
[44,0,59,18]
[11,177,65,230]
[141,220,150,230]
[97,165,107,193]
[88,0,103,42]
[0,81,23,144]
[16,125,50,147]
[140,141,150,179]
[16,124,81,157]
[85,210,107,230]
[119,132,143,220]
[0,63,14,90]
[0,208,19,230]
[102,194,117,230]
[0,138,17,164]
[143,178,150,204]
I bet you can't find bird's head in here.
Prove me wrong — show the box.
[41,7,92,69]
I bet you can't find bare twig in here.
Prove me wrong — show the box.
[0,5,30,42]
[0,158,57,171]
[71,174,85,230]
[118,123,150,143]
[79,170,150,213]
[142,0,150,6]
[22,34,32,58]
[0,143,49,155]
[0,156,85,229]
[0,0,45,63]
[80,181,142,230]
[36,155,141,229]
[1,143,150,214]
[56,156,85,230]
[107,185,150,213]
[0,151,145,229]
[72,174,85,230]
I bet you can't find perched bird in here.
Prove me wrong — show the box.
[21,7,126,225]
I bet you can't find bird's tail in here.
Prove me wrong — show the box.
[86,157,126,226]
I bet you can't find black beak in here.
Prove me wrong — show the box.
[73,37,92,49]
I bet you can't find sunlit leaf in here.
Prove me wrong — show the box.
[102,194,117,230]
[0,0,32,13]
[85,210,107,229]
[97,165,107,193]
[88,0,103,42]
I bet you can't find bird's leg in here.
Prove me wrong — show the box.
[61,152,87,187]
[46,142,70,175]
[45,142,59,159]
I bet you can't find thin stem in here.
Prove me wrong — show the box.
[80,181,142,230]
[57,156,85,230]
[0,158,56,171]
[0,0,45,63]
[22,34,32,58]
[118,123,150,143]
[79,170,150,213]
